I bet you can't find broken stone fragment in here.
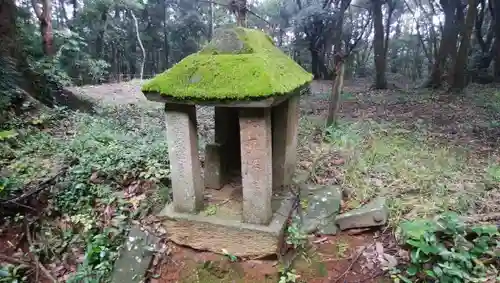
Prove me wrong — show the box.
[301,185,342,235]
[335,197,388,231]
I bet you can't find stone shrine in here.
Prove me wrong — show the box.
[142,27,313,257]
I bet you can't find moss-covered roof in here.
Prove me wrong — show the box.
[141,27,313,101]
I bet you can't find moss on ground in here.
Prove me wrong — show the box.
[141,27,313,101]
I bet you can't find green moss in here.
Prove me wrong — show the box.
[141,27,313,101]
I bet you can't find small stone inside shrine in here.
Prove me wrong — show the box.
[141,27,313,257]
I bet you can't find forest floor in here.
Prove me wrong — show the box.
[2,77,500,282]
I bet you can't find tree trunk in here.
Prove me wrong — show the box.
[326,57,345,127]
[234,0,247,27]
[424,0,459,88]
[95,9,109,58]
[449,0,478,92]
[130,10,145,80]
[31,0,53,55]
[72,0,78,18]
[492,0,500,81]
[163,0,170,69]
[310,47,321,79]
[372,0,387,89]
[208,0,214,41]
[1,0,94,112]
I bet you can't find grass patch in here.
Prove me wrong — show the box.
[0,104,170,282]
[320,119,495,223]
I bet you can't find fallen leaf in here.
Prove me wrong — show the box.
[380,253,398,270]
[313,237,329,244]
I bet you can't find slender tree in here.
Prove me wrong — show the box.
[31,0,53,55]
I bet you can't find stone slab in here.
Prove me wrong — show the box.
[111,225,159,283]
[158,194,294,258]
[204,143,223,189]
[144,89,305,108]
[335,196,388,231]
[301,185,342,235]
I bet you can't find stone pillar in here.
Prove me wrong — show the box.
[214,107,240,177]
[239,108,273,225]
[165,104,203,213]
[204,143,223,189]
[272,96,300,190]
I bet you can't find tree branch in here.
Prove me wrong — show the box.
[31,0,43,20]
[345,13,372,56]
[403,0,432,62]
[130,10,145,80]
[41,0,51,19]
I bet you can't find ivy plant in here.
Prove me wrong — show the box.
[392,212,500,283]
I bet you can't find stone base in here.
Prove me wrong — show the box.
[158,187,294,258]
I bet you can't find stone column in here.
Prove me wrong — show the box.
[165,104,203,213]
[239,108,273,225]
[272,96,300,190]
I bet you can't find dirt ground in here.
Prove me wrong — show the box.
[150,231,392,283]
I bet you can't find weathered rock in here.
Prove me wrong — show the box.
[204,143,223,189]
[335,197,388,231]
[111,226,160,283]
[301,185,342,235]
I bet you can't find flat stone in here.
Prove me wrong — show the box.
[335,197,388,231]
[301,185,342,235]
[111,225,160,283]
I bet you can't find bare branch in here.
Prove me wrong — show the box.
[31,0,43,20]
[403,0,432,62]
[130,10,145,81]
[345,13,372,56]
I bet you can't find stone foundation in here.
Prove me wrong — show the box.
[159,187,294,257]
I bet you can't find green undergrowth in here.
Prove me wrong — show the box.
[0,105,170,282]
[142,27,313,100]
[317,119,498,224]
[392,212,500,283]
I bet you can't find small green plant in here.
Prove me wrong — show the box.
[286,219,308,250]
[0,130,18,141]
[221,249,237,262]
[0,264,29,283]
[335,240,349,258]
[392,212,500,283]
[205,204,217,216]
[278,267,299,283]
